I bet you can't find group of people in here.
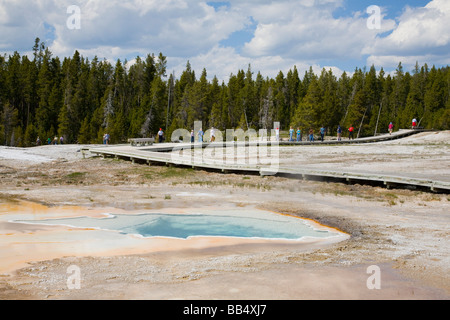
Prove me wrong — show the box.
[284,121,403,142]
[36,136,64,145]
[288,127,303,142]
[190,128,208,143]
[36,133,112,145]
[285,125,354,142]
[336,125,355,141]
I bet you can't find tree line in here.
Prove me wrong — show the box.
[1,38,449,146]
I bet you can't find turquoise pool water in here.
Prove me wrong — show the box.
[15,210,340,240]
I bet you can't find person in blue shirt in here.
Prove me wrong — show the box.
[320,126,325,142]
[289,126,294,141]
[296,128,301,142]
[197,129,204,142]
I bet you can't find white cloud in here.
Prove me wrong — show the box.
[0,0,448,82]
[0,0,51,51]
[0,0,248,58]
[54,0,248,58]
[365,0,450,69]
[242,0,396,61]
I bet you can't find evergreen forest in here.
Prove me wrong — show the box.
[1,38,449,146]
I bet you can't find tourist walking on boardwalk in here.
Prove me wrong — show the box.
[412,118,418,129]
[158,128,164,143]
[36,136,41,146]
[388,122,394,135]
[296,128,301,142]
[320,126,325,142]
[197,129,204,142]
[309,128,314,142]
[348,125,354,140]
[337,125,342,141]
[191,130,194,143]
[275,127,280,141]
[289,126,294,141]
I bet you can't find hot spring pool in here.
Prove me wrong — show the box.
[14,210,342,241]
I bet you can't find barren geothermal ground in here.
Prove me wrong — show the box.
[0,131,449,300]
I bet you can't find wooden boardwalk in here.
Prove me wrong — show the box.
[83,129,450,193]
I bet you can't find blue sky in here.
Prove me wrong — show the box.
[332,0,429,19]
[0,0,448,81]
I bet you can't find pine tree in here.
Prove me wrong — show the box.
[207,75,222,128]
[187,68,209,127]
[292,75,321,131]
[21,55,39,130]
[227,70,245,128]
[57,103,70,141]
[35,47,58,140]
[344,68,366,133]
[220,81,230,130]
[241,65,257,129]
[156,53,167,78]
[23,122,38,147]
[391,62,411,128]
[0,102,19,146]
[286,66,301,124]
[273,71,288,129]
[423,66,446,128]
[127,56,147,138]
[360,65,380,136]
[318,68,339,132]
[171,61,195,131]
[402,62,426,128]
[78,116,91,144]
[259,79,274,130]
[146,75,167,135]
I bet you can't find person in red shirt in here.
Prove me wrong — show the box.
[348,125,354,140]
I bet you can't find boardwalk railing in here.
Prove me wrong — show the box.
[127,138,155,146]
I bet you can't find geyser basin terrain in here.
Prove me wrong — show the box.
[14,210,342,241]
